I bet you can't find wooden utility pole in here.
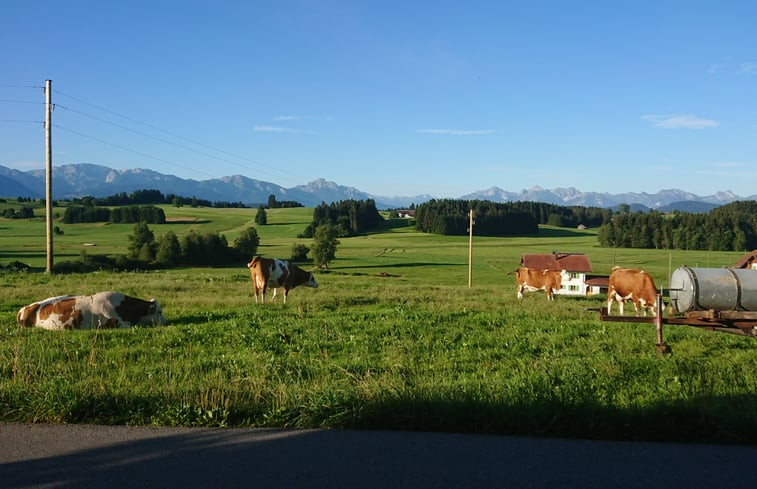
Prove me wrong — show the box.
[468,209,474,288]
[45,79,53,273]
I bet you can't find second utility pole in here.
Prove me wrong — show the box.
[45,79,53,274]
[468,209,474,288]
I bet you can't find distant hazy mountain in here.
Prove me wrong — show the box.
[656,201,722,213]
[0,163,751,210]
[461,185,747,210]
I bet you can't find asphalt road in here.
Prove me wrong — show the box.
[1,423,756,488]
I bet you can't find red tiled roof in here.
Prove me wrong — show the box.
[733,250,757,269]
[520,252,593,272]
[585,276,609,287]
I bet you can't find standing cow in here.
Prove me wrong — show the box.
[515,267,565,300]
[607,267,662,316]
[247,256,318,303]
[16,291,166,330]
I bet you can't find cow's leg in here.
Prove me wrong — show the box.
[271,288,278,302]
[517,285,523,300]
[618,299,625,315]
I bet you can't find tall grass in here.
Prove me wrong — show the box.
[1,208,755,443]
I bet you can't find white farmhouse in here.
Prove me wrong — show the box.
[520,252,606,296]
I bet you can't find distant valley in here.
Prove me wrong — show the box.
[0,163,752,211]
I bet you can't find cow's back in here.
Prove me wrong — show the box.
[610,268,657,295]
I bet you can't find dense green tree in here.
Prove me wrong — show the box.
[155,231,181,266]
[255,205,268,225]
[233,227,260,260]
[127,222,155,260]
[311,224,340,268]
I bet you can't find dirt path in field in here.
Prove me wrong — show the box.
[1,423,756,488]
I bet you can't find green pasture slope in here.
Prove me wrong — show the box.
[1,204,756,443]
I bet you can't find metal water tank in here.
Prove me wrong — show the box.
[669,266,757,313]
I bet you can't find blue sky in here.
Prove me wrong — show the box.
[2,1,757,198]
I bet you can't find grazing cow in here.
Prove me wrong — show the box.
[515,267,565,300]
[607,267,661,316]
[16,291,166,330]
[247,256,318,303]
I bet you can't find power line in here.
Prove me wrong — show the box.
[53,124,219,180]
[0,119,43,124]
[52,89,310,184]
[0,84,43,89]
[54,104,290,183]
[0,98,44,105]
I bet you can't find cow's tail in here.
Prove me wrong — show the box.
[248,256,261,269]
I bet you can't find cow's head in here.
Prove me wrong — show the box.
[304,272,318,289]
[16,303,39,327]
[559,269,569,285]
[147,299,167,325]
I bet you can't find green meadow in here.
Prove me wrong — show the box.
[1,203,756,443]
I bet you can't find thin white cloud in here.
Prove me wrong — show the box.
[707,63,726,74]
[713,161,748,168]
[642,114,719,130]
[253,125,313,134]
[274,115,333,122]
[416,128,496,136]
[274,115,311,121]
[738,62,757,75]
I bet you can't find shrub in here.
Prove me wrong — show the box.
[291,243,310,261]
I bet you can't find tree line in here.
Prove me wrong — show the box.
[301,199,384,238]
[70,189,248,208]
[2,206,35,219]
[63,205,166,224]
[508,201,609,228]
[412,199,609,236]
[414,199,538,236]
[597,201,757,251]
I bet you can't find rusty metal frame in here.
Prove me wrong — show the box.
[588,295,757,354]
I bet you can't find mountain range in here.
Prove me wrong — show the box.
[0,163,752,211]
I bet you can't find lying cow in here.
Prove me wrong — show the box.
[515,267,566,300]
[247,256,318,303]
[607,267,662,316]
[16,291,166,330]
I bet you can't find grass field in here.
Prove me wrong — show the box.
[1,204,756,443]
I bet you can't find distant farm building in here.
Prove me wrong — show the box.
[733,250,757,270]
[520,252,607,296]
[397,210,415,218]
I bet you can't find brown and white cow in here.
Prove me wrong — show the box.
[607,267,662,316]
[16,291,166,330]
[515,267,566,300]
[247,256,318,304]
